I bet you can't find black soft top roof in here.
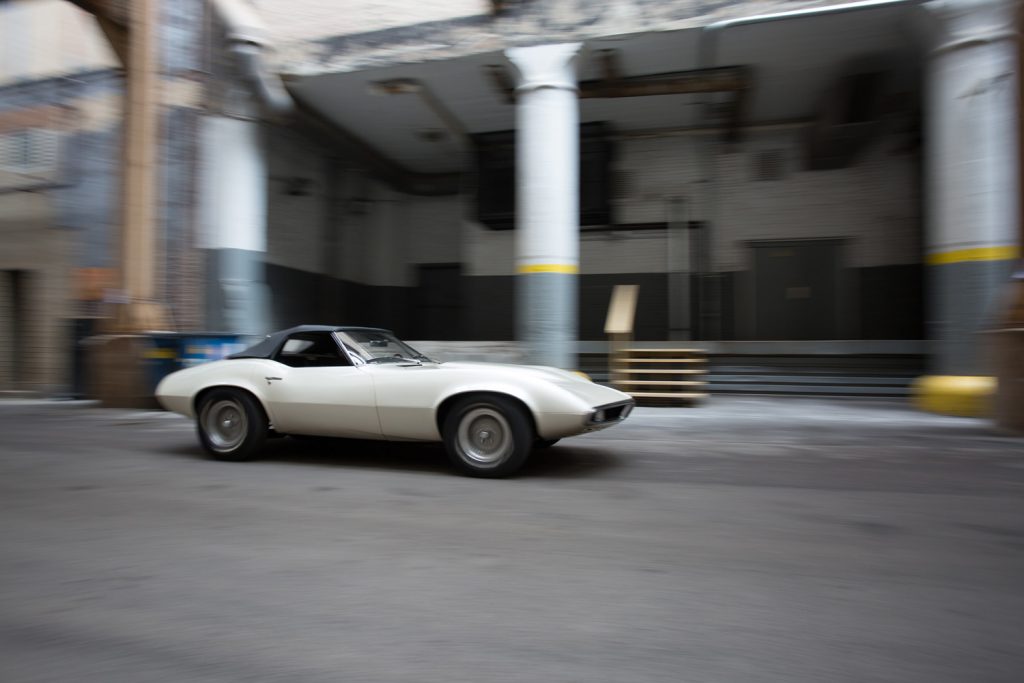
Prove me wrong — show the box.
[226,325,393,360]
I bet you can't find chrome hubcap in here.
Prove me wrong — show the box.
[457,407,512,465]
[203,399,248,452]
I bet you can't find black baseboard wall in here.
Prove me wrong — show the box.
[265,263,924,341]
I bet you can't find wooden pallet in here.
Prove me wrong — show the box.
[610,347,708,406]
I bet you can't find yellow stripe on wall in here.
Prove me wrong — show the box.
[926,245,1020,266]
[516,263,580,274]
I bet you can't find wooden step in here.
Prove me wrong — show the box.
[621,348,706,354]
[616,358,705,364]
[614,368,705,375]
[614,380,705,387]
[611,347,708,406]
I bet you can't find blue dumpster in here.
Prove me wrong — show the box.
[144,333,245,394]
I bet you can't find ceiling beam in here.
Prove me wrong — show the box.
[66,0,129,65]
[580,65,751,99]
[485,63,751,102]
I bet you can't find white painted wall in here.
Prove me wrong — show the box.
[333,180,464,287]
[199,117,268,253]
[198,117,268,253]
[0,0,117,86]
[266,125,919,284]
[715,128,920,272]
[265,127,326,270]
[266,127,465,286]
[466,128,919,277]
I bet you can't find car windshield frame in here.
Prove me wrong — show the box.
[333,330,435,365]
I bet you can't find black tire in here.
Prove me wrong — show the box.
[196,389,267,462]
[442,395,533,478]
[535,439,560,449]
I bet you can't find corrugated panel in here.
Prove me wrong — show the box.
[0,128,61,183]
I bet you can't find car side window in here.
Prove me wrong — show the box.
[274,332,351,368]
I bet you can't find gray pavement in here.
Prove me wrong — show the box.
[0,397,1022,682]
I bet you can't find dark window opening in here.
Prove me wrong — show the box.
[474,121,613,230]
[274,332,350,368]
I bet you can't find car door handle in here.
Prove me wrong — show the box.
[265,376,282,384]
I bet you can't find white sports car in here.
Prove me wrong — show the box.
[156,325,634,477]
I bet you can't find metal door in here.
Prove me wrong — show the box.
[753,240,841,340]
[416,264,461,339]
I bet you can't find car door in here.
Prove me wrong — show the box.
[259,332,381,438]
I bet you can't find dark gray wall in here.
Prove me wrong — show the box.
[266,263,924,341]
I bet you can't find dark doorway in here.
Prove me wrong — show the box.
[1,270,28,390]
[752,240,843,340]
[416,264,462,340]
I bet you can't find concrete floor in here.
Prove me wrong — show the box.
[1,397,1022,682]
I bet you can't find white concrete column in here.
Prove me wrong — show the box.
[505,42,583,369]
[198,115,271,336]
[925,0,1020,376]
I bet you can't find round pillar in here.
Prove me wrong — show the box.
[198,114,271,337]
[505,43,583,369]
[916,0,1021,414]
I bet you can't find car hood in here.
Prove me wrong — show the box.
[438,361,586,382]
[436,361,631,406]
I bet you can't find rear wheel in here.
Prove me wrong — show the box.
[442,396,533,477]
[197,389,267,462]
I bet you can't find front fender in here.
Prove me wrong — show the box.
[434,380,593,441]
[155,360,272,420]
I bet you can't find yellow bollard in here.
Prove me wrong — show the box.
[911,375,995,418]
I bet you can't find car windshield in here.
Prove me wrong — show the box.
[335,330,435,365]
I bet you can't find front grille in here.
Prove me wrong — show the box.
[589,400,635,424]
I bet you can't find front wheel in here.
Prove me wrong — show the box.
[197,389,267,462]
[442,396,533,477]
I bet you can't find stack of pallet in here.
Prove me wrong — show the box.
[603,284,707,405]
[610,347,708,406]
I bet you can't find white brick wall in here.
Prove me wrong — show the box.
[612,135,704,225]
[465,221,673,277]
[267,124,918,284]
[265,128,328,272]
[715,128,919,271]
[333,181,463,287]
[464,218,514,276]
[463,127,919,277]
[267,130,465,287]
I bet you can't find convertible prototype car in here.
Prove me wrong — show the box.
[156,325,635,477]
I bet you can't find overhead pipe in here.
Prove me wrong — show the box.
[209,3,459,195]
[210,0,294,119]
